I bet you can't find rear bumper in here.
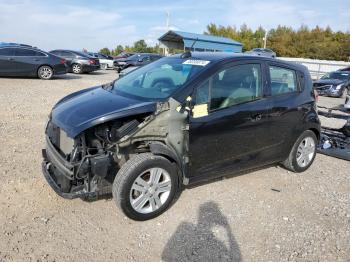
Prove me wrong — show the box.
[82,64,100,72]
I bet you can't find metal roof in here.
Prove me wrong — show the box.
[159,31,242,46]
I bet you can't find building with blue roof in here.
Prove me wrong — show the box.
[158,30,242,54]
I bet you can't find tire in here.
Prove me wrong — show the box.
[71,63,83,74]
[38,65,53,80]
[282,130,317,173]
[112,153,179,221]
[101,63,108,70]
[341,88,348,98]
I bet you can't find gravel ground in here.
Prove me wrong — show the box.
[0,71,349,262]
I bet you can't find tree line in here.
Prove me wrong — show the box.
[99,39,161,56]
[100,24,350,61]
[206,23,350,61]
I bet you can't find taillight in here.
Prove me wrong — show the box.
[314,89,319,103]
[89,59,95,65]
[60,58,65,64]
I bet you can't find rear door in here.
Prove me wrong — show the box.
[13,48,47,75]
[0,47,16,75]
[188,61,274,180]
[265,62,305,159]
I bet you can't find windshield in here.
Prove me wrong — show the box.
[321,72,350,80]
[111,57,206,100]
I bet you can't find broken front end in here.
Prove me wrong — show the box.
[42,99,189,199]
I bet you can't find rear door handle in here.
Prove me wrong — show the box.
[249,113,262,122]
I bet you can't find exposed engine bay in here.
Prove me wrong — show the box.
[317,106,350,161]
[42,98,189,199]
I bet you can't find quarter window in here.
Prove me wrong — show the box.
[269,66,297,95]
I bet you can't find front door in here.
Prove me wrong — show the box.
[188,62,273,181]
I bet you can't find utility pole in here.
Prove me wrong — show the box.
[263,30,268,48]
[166,11,170,31]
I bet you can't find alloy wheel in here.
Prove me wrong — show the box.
[129,167,172,214]
[72,64,81,74]
[296,137,315,167]
[39,66,53,79]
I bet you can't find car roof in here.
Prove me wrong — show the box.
[169,52,307,72]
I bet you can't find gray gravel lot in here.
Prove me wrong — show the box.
[0,71,349,261]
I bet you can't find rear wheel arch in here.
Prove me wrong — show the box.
[309,127,320,141]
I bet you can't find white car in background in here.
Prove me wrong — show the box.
[88,52,114,70]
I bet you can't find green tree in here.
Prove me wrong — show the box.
[99,47,111,55]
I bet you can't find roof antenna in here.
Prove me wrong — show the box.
[181,37,198,59]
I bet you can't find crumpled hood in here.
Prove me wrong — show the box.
[314,79,345,86]
[51,86,156,138]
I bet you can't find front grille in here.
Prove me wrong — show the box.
[315,85,332,91]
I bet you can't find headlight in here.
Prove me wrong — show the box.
[335,84,343,90]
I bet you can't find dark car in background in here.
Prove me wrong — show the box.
[313,71,350,98]
[49,50,100,74]
[42,52,320,220]
[337,66,350,72]
[0,44,67,80]
[245,48,276,58]
[114,53,163,72]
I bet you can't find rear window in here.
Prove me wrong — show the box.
[269,66,298,95]
[14,48,37,56]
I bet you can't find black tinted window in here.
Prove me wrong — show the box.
[59,51,74,58]
[0,48,14,56]
[14,48,37,56]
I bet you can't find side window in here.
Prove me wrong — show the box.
[0,48,14,56]
[35,51,46,57]
[269,66,297,95]
[60,51,74,58]
[192,80,210,118]
[210,63,262,111]
[14,48,37,56]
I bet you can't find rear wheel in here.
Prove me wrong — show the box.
[38,65,53,80]
[71,63,82,74]
[282,130,317,172]
[112,153,179,221]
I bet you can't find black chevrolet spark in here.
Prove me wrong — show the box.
[42,52,320,220]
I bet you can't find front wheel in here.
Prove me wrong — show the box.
[112,153,179,220]
[282,130,317,172]
[38,65,53,80]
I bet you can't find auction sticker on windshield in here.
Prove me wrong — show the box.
[183,60,210,66]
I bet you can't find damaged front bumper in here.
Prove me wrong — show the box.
[42,135,114,199]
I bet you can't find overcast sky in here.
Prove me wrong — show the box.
[0,0,349,51]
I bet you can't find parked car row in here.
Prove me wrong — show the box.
[114,53,163,73]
